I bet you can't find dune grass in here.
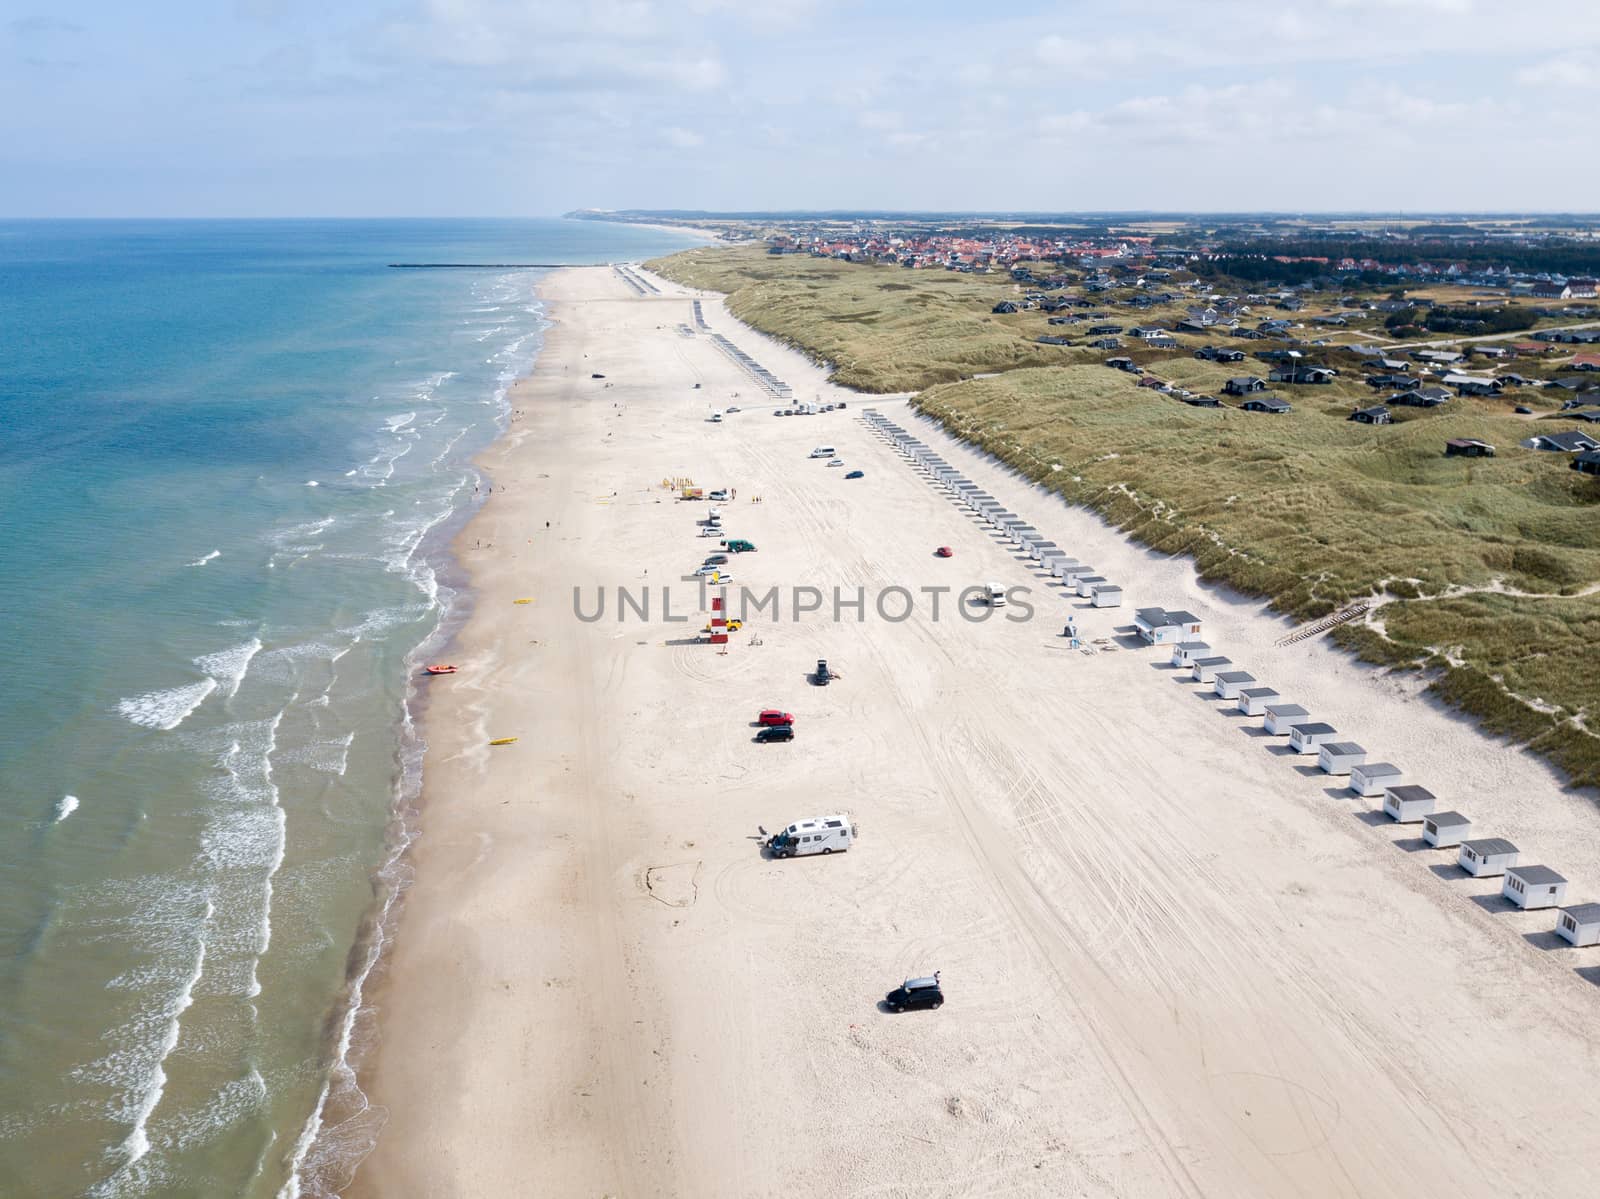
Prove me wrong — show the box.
[652,245,1600,787]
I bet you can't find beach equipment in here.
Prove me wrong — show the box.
[489,737,519,746]
[424,664,459,675]
[514,597,533,605]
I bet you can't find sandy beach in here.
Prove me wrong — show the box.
[351,265,1600,1198]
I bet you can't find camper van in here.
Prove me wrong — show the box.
[985,582,1007,607]
[765,814,855,858]
[809,446,837,458]
[706,507,722,528]
[709,410,723,422]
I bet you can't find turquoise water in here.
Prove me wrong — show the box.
[0,219,699,1197]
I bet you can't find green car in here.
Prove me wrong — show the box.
[724,539,757,553]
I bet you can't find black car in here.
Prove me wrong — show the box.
[884,974,943,1013]
[845,470,864,479]
[755,724,795,743]
[704,553,730,566]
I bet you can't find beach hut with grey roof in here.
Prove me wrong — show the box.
[1191,656,1233,683]
[1075,575,1108,598]
[1172,641,1210,667]
[1213,670,1256,700]
[1263,703,1309,735]
[1349,761,1402,797]
[1236,686,1280,716]
[1317,742,1367,775]
[1383,785,1436,823]
[1289,722,1337,754]
[1502,866,1568,910]
[1556,904,1600,947]
[1459,838,1519,878]
[1091,584,1123,608]
[1063,564,1098,587]
[1422,810,1471,848]
[1135,608,1203,645]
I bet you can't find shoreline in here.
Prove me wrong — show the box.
[347,264,1600,1198]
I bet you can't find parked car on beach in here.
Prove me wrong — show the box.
[757,709,794,726]
[755,724,794,743]
[845,470,864,479]
[884,974,943,1013]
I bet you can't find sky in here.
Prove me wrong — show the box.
[5,0,1600,217]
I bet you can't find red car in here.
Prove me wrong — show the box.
[935,546,954,558]
[758,709,794,727]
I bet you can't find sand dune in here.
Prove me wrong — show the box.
[351,265,1600,1199]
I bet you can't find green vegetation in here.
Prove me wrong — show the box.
[651,244,1600,787]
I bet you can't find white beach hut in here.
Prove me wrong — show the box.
[1317,742,1367,775]
[1135,608,1204,645]
[1075,575,1108,597]
[1172,641,1209,667]
[1382,784,1435,822]
[1349,761,1402,797]
[1288,722,1337,754]
[1263,703,1310,735]
[1421,810,1471,848]
[1030,540,1061,562]
[1063,565,1097,587]
[1458,838,1519,878]
[1091,585,1123,608]
[1556,903,1600,947]
[1213,671,1256,700]
[1236,687,1280,716]
[1502,866,1568,910]
[1191,656,1233,683]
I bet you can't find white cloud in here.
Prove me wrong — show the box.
[663,125,704,148]
[1516,57,1596,88]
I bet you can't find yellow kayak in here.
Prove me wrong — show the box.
[513,598,533,605]
[489,737,519,746]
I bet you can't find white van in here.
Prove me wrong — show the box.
[706,507,722,527]
[985,582,1007,607]
[709,410,723,422]
[766,814,856,858]
[809,446,837,458]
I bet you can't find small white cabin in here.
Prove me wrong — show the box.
[1091,585,1123,608]
[1263,703,1309,734]
[1135,607,1203,645]
[1422,810,1471,848]
[1236,687,1280,716]
[1049,557,1081,579]
[1458,838,1519,878]
[1556,903,1600,947]
[1075,575,1108,597]
[1029,540,1060,561]
[1191,656,1232,683]
[1502,865,1568,910]
[1213,671,1256,700]
[1317,742,1367,775]
[1289,722,1337,754]
[1063,565,1097,586]
[1172,641,1210,667]
[1382,784,1435,822]
[1349,761,1402,797]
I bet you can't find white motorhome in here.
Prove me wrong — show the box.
[809,445,837,458]
[985,582,1008,607]
[766,814,856,858]
[709,410,723,422]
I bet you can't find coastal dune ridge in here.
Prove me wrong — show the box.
[349,262,1600,1197]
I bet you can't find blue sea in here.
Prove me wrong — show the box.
[0,218,701,1197]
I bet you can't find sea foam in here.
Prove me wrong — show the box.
[117,680,218,731]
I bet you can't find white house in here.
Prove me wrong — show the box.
[1502,865,1568,910]
[1213,671,1256,699]
[1288,722,1337,754]
[1263,703,1310,734]
[1172,641,1210,667]
[1236,687,1280,715]
[1349,762,1402,797]
[1422,810,1471,848]
[1383,785,1436,822]
[1191,656,1233,683]
[1091,584,1123,608]
[1459,838,1519,878]
[1134,607,1203,645]
[1075,575,1108,597]
[1556,903,1600,947]
[1317,742,1367,775]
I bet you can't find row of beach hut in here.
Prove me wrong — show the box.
[708,332,792,399]
[1165,633,1598,944]
[860,410,1125,607]
[856,409,1600,949]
